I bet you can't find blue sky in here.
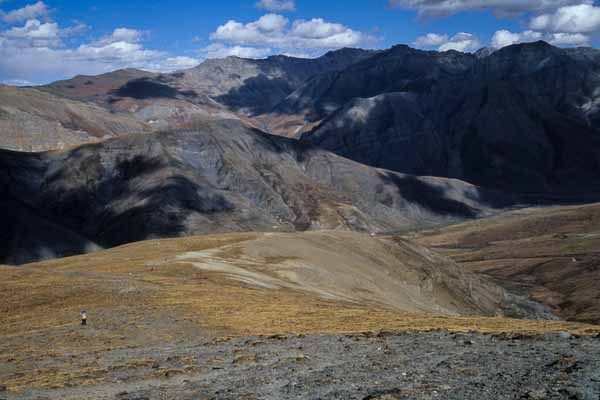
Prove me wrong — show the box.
[0,0,598,84]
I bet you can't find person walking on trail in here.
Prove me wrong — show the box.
[81,310,87,326]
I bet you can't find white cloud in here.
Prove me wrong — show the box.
[414,32,481,52]
[491,29,543,48]
[491,29,588,48]
[413,33,448,47]
[388,0,593,18]
[530,4,600,33]
[415,32,480,52]
[0,22,200,84]
[2,1,51,24]
[256,0,296,12]
[99,27,146,45]
[210,14,373,54]
[201,43,273,59]
[3,19,62,48]
[548,32,589,45]
[438,32,480,52]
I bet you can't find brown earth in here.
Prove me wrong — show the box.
[0,85,149,151]
[413,202,600,324]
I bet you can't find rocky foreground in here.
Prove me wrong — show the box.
[6,331,600,400]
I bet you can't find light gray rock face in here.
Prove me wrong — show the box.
[179,48,377,115]
[302,42,600,196]
[0,119,510,265]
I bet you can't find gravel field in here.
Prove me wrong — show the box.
[7,330,600,400]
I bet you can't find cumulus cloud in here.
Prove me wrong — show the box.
[491,29,543,48]
[0,18,200,84]
[530,4,600,33]
[548,32,589,45]
[1,1,51,24]
[413,33,448,47]
[438,32,480,52]
[491,29,588,48]
[3,19,62,48]
[414,32,480,52]
[201,43,273,59]
[388,0,592,19]
[256,0,296,12]
[395,0,597,50]
[0,4,370,84]
[210,13,374,55]
[98,27,147,45]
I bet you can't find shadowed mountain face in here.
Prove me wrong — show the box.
[4,42,600,197]
[180,48,377,115]
[278,45,476,120]
[301,42,600,195]
[0,119,511,265]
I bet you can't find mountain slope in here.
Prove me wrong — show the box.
[4,230,593,393]
[0,85,150,152]
[39,68,156,103]
[0,119,512,264]
[17,48,375,142]
[163,48,377,115]
[414,202,600,324]
[278,45,475,121]
[302,42,600,195]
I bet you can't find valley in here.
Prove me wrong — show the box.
[2,38,600,399]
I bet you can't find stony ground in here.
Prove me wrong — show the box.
[4,330,600,400]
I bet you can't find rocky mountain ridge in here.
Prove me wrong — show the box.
[301,41,600,195]
[0,119,511,265]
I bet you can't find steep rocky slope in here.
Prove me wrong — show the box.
[26,48,376,140]
[179,48,376,115]
[0,119,511,265]
[414,202,600,324]
[301,42,600,195]
[278,45,475,120]
[0,85,150,151]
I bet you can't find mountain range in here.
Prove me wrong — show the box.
[2,41,600,324]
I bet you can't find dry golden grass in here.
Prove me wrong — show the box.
[2,231,599,392]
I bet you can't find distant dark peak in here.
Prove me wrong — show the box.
[267,54,292,60]
[323,47,363,57]
[390,44,411,50]
[113,78,178,100]
[387,44,416,54]
[498,40,557,55]
[483,41,567,68]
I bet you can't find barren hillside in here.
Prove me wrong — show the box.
[2,231,597,395]
[413,203,600,324]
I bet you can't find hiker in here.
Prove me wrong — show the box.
[81,310,87,326]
